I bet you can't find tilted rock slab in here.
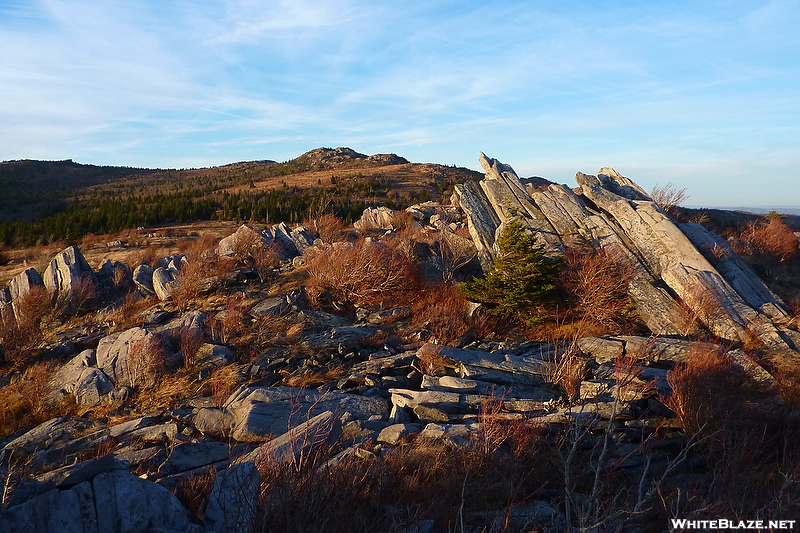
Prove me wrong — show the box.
[576,170,794,348]
[458,151,799,348]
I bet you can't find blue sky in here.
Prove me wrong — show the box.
[1,0,799,208]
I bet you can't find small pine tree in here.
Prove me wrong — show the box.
[462,219,561,324]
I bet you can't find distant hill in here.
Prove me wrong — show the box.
[0,147,483,246]
[0,159,153,222]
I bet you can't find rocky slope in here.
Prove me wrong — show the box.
[0,153,798,532]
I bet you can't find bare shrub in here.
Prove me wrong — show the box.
[171,260,205,312]
[391,209,414,232]
[651,182,688,214]
[306,240,419,308]
[410,284,488,346]
[415,344,452,376]
[731,217,799,262]
[476,388,511,455]
[180,327,205,369]
[1,286,51,365]
[662,346,800,517]
[171,468,217,520]
[544,343,586,403]
[128,334,170,389]
[231,229,263,263]
[252,243,281,283]
[311,213,346,244]
[211,294,248,344]
[560,245,633,333]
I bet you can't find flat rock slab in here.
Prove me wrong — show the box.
[302,326,378,351]
[418,344,548,385]
[224,386,389,442]
[156,441,230,478]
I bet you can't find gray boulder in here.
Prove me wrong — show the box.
[353,206,396,231]
[194,343,236,367]
[49,349,113,406]
[451,180,500,271]
[204,462,260,533]
[223,386,388,442]
[217,224,273,258]
[42,245,96,305]
[97,259,132,294]
[132,263,155,298]
[152,266,178,301]
[155,441,230,478]
[95,327,168,388]
[9,267,45,318]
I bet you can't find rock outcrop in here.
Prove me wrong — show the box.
[453,153,799,348]
[42,245,96,305]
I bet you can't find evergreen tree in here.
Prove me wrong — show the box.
[462,219,561,324]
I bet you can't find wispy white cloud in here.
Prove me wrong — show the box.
[1,0,800,205]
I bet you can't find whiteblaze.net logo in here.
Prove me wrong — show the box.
[670,519,796,530]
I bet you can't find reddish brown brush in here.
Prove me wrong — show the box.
[732,217,799,261]
[170,260,205,311]
[171,468,218,519]
[560,245,633,333]
[305,240,419,308]
[180,327,205,369]
[252,243,281,283]
[1,285,51,365]
[311,213,346,243]
[410,284,487,346]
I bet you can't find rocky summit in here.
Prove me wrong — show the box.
[0,153,798,532]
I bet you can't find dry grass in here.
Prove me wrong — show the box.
[282,364,346,388]
[132,372,200,411]
[209,365,244,408]
[100,291,153,332]
[0,360,74,438]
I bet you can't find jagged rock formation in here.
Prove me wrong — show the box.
[454,153,798,349]
[217,222,315,262]
[42,245,96,304]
